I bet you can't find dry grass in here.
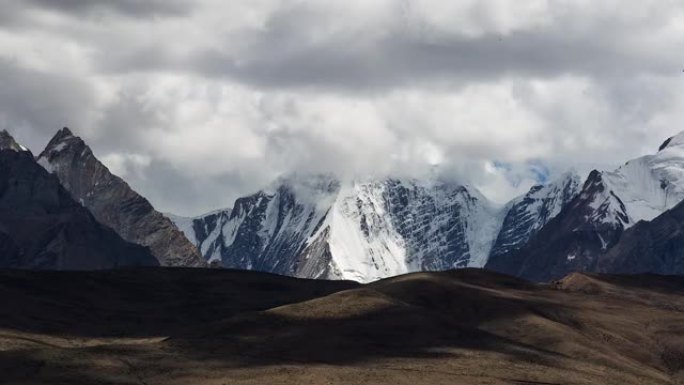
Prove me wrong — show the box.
[0,268,683,384]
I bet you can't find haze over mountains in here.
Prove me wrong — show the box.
[3,127,684,282]
[174,130,684,282]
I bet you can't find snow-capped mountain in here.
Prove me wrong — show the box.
[8,124,684,281]
[487,131,684,281]
[490,172,583,257]
[37,128,205,268]
[176,131,684,282]
[590,134,684,228]
[167,209,233,265]
[302,177,505,281]
[175,174,511,282]
[0,131,157,269]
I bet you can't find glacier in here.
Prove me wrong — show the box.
[174,172,578,282]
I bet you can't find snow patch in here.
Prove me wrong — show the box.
[591,143,684,228]
[166,213,198,246]
[54,142,68,152]
[183,175,511,283]
[37,157,55,174]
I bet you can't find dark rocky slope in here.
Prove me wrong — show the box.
[598,199,684,275]
[0,131,157,269]
[37,128,205,267]
[486,170,626,282]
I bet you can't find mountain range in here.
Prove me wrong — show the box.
[487,133,684,281]
[175,131,684,282]
[3,127,684,282]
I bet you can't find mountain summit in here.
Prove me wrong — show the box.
[0,130,29,152]
[37,128,206,267]
[488,131,684,281]
[0,131,157,269]
[175,175,509,282]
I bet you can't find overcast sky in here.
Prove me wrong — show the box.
[1,0,684,215]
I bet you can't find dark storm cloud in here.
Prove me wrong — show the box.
[89,2,682,95]
[0,59,97,151]
[193,32,670,92]
[1,1,683,214]
[24,0,193,18]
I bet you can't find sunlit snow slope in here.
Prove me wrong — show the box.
[487,130,684,282]
[175,175,508,282]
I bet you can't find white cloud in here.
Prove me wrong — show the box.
[2,0,684,215]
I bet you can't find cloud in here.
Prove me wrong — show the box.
[0,59,101,151]
[1,1,684,215]
[87,0,683,92]
[23,0,192,18]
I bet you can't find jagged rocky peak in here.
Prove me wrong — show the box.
[53,126,74,141]
[41,127,87,156]
[490,171,583,257]
[175,172,506,282]
[0,143,157,269]
[37,127,92,175]
[487,131,684,282]
[0,130,29,152]
[596,132,684,228]
[37,127,206,268]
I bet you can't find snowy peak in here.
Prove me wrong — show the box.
[40,127,88,160]
[0,130,29,153]
[596,136,684,228]
[556,130,684,232]
[176,174,506,282]
[37,127,94,176]
[491,171,583,257]
[487,131,684,282]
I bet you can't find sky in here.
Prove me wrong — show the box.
[1,0,684,216]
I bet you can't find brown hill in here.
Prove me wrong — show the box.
[1,268,683,385]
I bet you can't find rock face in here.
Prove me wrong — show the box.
[37,128,205,267]
[598,199,684,275]
[0,133,157,269]
[175,171,584,282]
[175,175,506,282]
[486,171,626,282]
[0,130,29,152]
[166,209,232,266]
[490,172,582,258]
[487,130,684,282]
